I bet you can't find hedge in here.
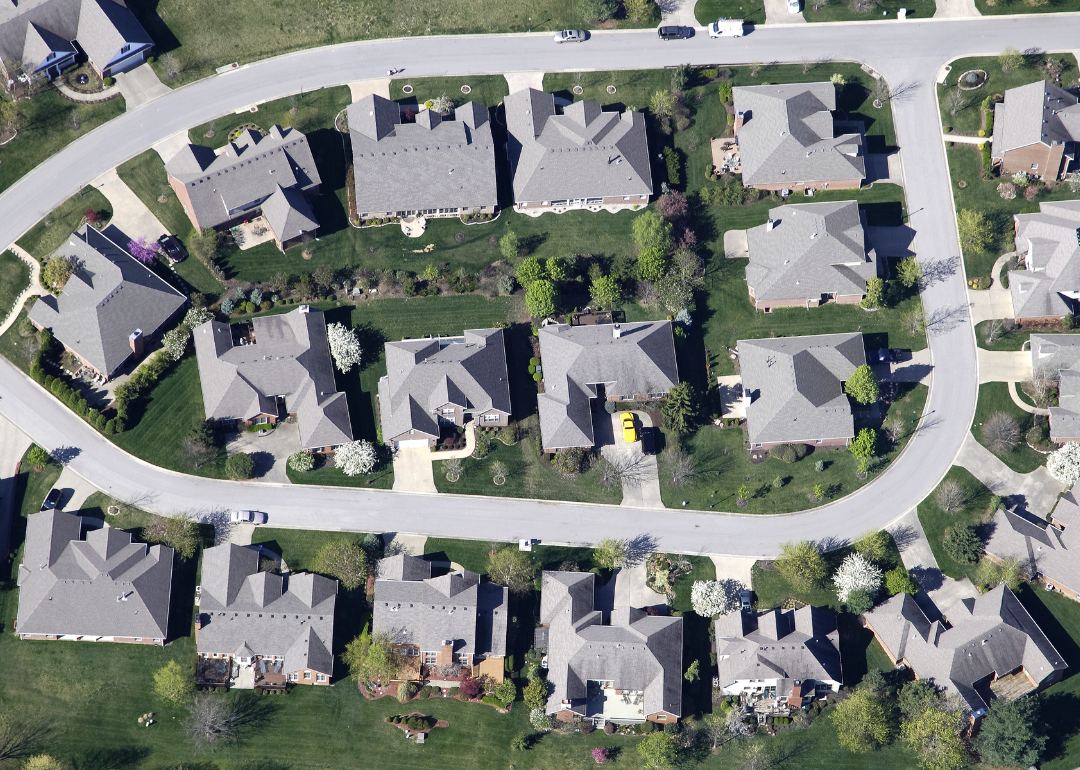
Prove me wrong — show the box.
[663,146,681,186]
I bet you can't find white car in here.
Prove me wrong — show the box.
[554,29,586,43]
[708,18,744,37]
[230,509,268,524]
[788,0,801,11]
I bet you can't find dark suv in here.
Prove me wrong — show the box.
[40,488,62,511]
[657,25,689,40]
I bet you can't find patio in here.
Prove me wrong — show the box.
[231,217,276,250]
[710,138,741,174]
[587,680,645,721]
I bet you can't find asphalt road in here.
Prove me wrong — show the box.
[2,17,1078,555]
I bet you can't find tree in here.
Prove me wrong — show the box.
[902,306,928,337]
[525,279,559,318]
[41,255,75,291]
[500,230,520,261]
[998,46,1024,72]
[632,210,673,254]
[659,445,697,486]
[26,444,53,467]
[491,460,508,484]
[590,274,622,308]
[849,428,877,460]
[0,98,18,135]
[898,680,939,719]
[957,209,992,252]
[185,693,246,749]
[656,190,688,221]
[942,524,983,564]
[326,322,363,372]
[831,687,894,752]
[577,0,617,20]
[184,305,213,329]
[684,659,700,682]
[638,731,678,769]
[901,699,969,770]
[934,480,967,513]
[127,236,161,264]
[650,89,677,121]
[342,625,404,684]
[268,271,291,294]
[846,588,874,614]
[314,539,368,591]
[495,678,517,704]
[832,552,883,602]
[188,228,220,266]
[288,451,314,472]
[0,714,48,763]
[515,256,544,288]
[160,51,182,80]
[983,412,1020,454]
[691,579,741,617]
[594,537,626,569]
[853,529,890,562]
[774,540,828,593]
[181,420,217,469]
[885,566,920,595]
[522,677,548,710]
[487,546,537,595]
[945,88,968,117]
[335,440,378,476]
[154,659,195,704]
[861,277,884,309]
[545,254,570,282]
[162,326,190,361]
[738,742,778,770]
[660,382,697,437]
[1048,441,1080,484]
[142,513,200,559]
[637,247,669,282]
[844,365,880,405]
[225,452,254,479]
[624,0,654,19]
[975,695,1045,768]
[312,264,335,290]
[974,556,1023,590]
[23,757,64,770]
[430,94,453,115]
[1022,366,1058,409]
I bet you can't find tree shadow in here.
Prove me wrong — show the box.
[166,544,201,641]
[71,747,150,770]
[624,533,660,566]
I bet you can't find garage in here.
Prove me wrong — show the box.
[395,439,430,449]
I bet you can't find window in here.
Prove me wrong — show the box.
[442,408,455,414]
[289,673,299,682]
[424,651,437,665]
[304,671,312,680]
[483,414,500,422]
[458,653,470,665]
[254,416,270,425]
[121,44,130,54]
[316,674,327,682]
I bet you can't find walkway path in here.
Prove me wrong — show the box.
[0,245,45,336]
[0,414,32,559]
[114,64,172,109]
[89,169,167,242]
[613,561,668,611]
[53,80,121,104]
[953,432,1063,516]
[888,507,979,619]
[1007,381,1047,415]
[393,448,437,493]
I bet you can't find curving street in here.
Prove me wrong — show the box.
[2,17,1079,555]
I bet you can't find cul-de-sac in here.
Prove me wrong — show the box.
[1,0,1080,767]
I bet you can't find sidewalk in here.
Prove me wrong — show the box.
[0,244,46,336]
[55,466,101,511]
[954,432,1063,516]
[1007,381,1047,416]
[54,80,120,103]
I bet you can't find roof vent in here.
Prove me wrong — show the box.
[298,304,310,313]
[612,324,622,339]
[766,220,775,231]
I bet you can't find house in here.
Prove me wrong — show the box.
[732,82,865,191]
[864,586,1066,721]
[737,332,865,449]
[1008,201,1080,322]
[985,492,1080,602]
[715,606,841,721]
[377,329,511,449]
[744,200,880,311]
[535,571,682,725]
[0,0,153,88]
[16,511,173,645]
[503,89,653,216]
[346,95,498,222]
[991,80,1080,181]
[1029,333,1080,440]
[372,554,508,683]
[537,321,679,452]
[165,125,321,252]
[28,224,187,380]
[195,544,337,688]
[192,306,353,452]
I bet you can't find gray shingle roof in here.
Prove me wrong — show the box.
[260,184,319,244]
[1030,333,1080,438]
[75,0,150,70]
[537,322,678,451]
[1009,201,1080,319]
[21,22,75,71]
[165,126,320,231]
[192,307,353,449]
[378,329,511,442]
[347,94,498,215]
[733,82,865,187]
[27,225,186,377]
[738,333,864,445]
[985,502,1080,596]
[864,586,1066,715]
[372,555,508,658]
[504,89,653,204]
[540,571,682,719]
[715,606,841,688]
[746,200,879,302]
[17,511,173,640]
[991,80,1080,157]
[197,544,337,676]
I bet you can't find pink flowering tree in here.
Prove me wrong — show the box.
[656,190,688,222]
[592,746,609,764]
[127,236,161,265]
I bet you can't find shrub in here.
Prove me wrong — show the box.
[769,443,807,463]
[885,566,920,595]
[26,444,53,467]
[603,721,616,735]
[459,675,482,699]
[983,412,1020,454]
[288,451,314,473]
[397,681,416,702]
[103,76,114,86]
[943,524,982,564]
[663,146,681,185]
[495,678,517,704]
[225,452,255,479]
[718,82,733,103]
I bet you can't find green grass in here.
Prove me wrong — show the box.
[250,527,376,573]
[16,187,112,259]
[752,561,843,611]
[972,382,1046,473]
[18,457,64,519]
[116,150,193,237]
[0,90,125,195]
[974,320,1029,350]
[188,87,352,150]
[0,249,31,319]
[917,466,994,582]
[0,308,41,371]
[389,75,509,109]
[287,453,395,489]
[695,0,766,24]
[804,0,934,22]
[976,0,1080,13]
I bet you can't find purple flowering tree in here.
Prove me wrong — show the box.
[592,746,609,764]
[127,237,161,265]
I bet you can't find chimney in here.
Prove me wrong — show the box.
[194,612,204,642]
[129,329,144,357]
[612,324,622,339]
[742,389,752,410]
[734,110,745,134]
[766,220,775,231]
[298,304,310,314]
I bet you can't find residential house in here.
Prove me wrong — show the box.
[991,80,1080,181]
[166,125,321,252]
[16,511,173,645]
[0,0,153,88]
[535,571,682,725]
[372,554,508,683]
[1008,201,1080,322]
[377,328,511,449]
[744,200,880,311]
[195,544,337,688]
[192,306,353,452]
[733,82,865,191]
[985,492,1080,602]
[504,89,653,216]
[347,95,498,222]
[715,605,841,721]
[864,586,1066,722]
[1029,333,1080,440]
[28,224,187,380]
[537,321,679,452]
[737,332,866,449]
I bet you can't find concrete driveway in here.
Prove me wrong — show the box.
[888,507,978,620]
[600,411,664,509]
[954,432,1063,516]
[0,414,32,558]
[392,447,437,493]
[90,168,167,242]
[764,0,805,23]
[114,64,171,109]
[613,561,668,612]
[883,347,933,385]
[968,254,1014,325]
[225,420,299,483]
[977,349,1031,384]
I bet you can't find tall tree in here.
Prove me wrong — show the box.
[773,540,828,593]
[844,365,880,405]
[487,547,537,595]
[901,700,969,770]
[341,624,404,684]
[831,687,894,753]
[638,731,678,769]
[660,382,697,437]
[631,210,673,254]
[593,537,626,570]
[974,695,1046,768]
[154,660,195,704]
[525,279,559,318]
[313,539,368,591]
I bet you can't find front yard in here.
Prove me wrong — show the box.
[0,249,31,319]
[971,382,1047,473]
[16,187,112,259]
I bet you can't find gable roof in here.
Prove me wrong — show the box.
[991,80,1080,157]
[1010,201,1080,320]
[27,225,186,376]
[715,606,842,687]
[21,21,75,71]
[1030,333,1080,437]
[192,307,353,449]
[504,88,653,203]
[261,184,319,243]
[197,544,337,675]
[985,498,1080,595]
[347,94,498,215]
[540,570,682,719]
[865,586,1066,715]
[738,333,864,445]
[75,0,151,69]
[733,82,865,187]
[745,200,878,302]
[372,555,508,658]
[378,329,511,441]
[17,511,173,640]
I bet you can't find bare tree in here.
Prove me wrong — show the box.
[886,415,905,445]
[660,446,697,487]
[1022,366,1058,409]
[185,694,242,749]
[801,57,812,75]
[934,480,967,514]
[160,52,182,81]
[946,88,968,117]
[872,77,891,104]
[985,319,1004,345]
[982,412,1021,454]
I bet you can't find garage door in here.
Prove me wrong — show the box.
[395,439,429,449]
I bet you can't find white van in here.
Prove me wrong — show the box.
[708,18,744,37]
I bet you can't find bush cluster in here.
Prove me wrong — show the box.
[769,443,809,463]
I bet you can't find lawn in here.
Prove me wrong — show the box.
[0,308,42,371]
[971,382,1046,473]
[116,150,192,237]
[15,187,112,259]
[804,0,934,22]
[17,452,64,519]
[917,465,994,582]
[694,0,767,24]
[188,87,352,150]
[976,0,1080,13]
[0,89,125,195]
[389,75,510,109]
[0,249,31,319]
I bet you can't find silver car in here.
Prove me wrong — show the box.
[230,509,268,524]
[554,29,586,43]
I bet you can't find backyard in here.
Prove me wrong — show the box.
[0,249,31,319]
[971,382,1047,473]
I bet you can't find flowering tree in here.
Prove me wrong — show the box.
[833,552,883,603]
[162,326,190,361]
[326,322,363,373]
[127,237,161,265]
[334,440,378,476]
[592,746,609,764]
[184,306,214,329]
[529,708,552,732]
[1048,442,1080,484]
[690,579,743,617]
[288,451,314,472]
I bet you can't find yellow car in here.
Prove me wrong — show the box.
[621,413,637,443]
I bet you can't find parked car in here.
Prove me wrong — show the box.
[788,0,801,11]
[657,25,690,40]
[553,29,586,43]
[621,413,638,443]
[158,234,188,264]
[708,18,744,37]
[40,488,62,511]
[640,427,656,455]
[230,510,268,524]
[871,348,895,363]
[739,589,753,611]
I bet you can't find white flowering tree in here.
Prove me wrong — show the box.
[162,326,190,361]
[184,306,214,329]
[832,553,883,602]
[691,579,743,617]
[334,440,377,476]
[326,322,363,373]
[1048,442,1080,485]
[288,451,314,473]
